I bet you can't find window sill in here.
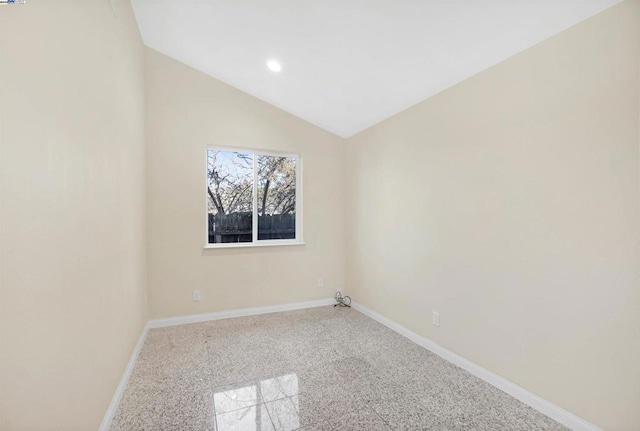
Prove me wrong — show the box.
[203,241,305,250]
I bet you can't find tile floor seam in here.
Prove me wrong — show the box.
[205,335,218,421]
[365,404,394,431]
[262,400,278,431]
[214,400,267,416]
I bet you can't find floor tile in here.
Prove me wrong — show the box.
[216,404,274,431]
[294,420,334,431]
[214,381,262,414]
[263,397,306,431]
[327,408,391,431]
[259,373,301,402]
[265,394,351,431]
[110,306,568,431]
[472,397,569,431]
[369,394,444,431]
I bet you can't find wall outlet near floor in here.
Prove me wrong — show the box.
[432,311,440,327]
[317,278,324,288]
[192,290,201,302]
[336,286,344,294]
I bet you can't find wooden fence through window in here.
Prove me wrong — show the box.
[208,213,295,243]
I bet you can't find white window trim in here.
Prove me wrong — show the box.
[204,146,303,249]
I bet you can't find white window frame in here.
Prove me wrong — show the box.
[204,146,303,249]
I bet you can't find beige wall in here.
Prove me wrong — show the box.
[0,1,148,430]
[345,1,640,430]
[145,48,345,319]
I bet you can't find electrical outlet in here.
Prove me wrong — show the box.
[336,286,344,294]
[317,278,324,288]
[432,311,440,327]
[192,290,201,302]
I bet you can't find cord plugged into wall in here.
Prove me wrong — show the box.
[334,290,351,307]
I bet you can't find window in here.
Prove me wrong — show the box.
[206,148,301,247]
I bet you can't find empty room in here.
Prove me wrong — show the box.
[1,0,639,430]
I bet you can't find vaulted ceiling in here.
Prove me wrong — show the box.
[132,0,621,138]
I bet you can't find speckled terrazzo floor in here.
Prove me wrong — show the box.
[110,306,568,431]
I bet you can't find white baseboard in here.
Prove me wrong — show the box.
[99,322,150,431]
[351,301,603,431]
[147,298,334,328]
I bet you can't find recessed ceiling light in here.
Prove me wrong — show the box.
[266,60,282,73]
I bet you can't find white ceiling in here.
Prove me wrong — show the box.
[132,0,622,138]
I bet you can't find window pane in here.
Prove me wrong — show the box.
[257,155,296,240]
[207,150,253,244]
